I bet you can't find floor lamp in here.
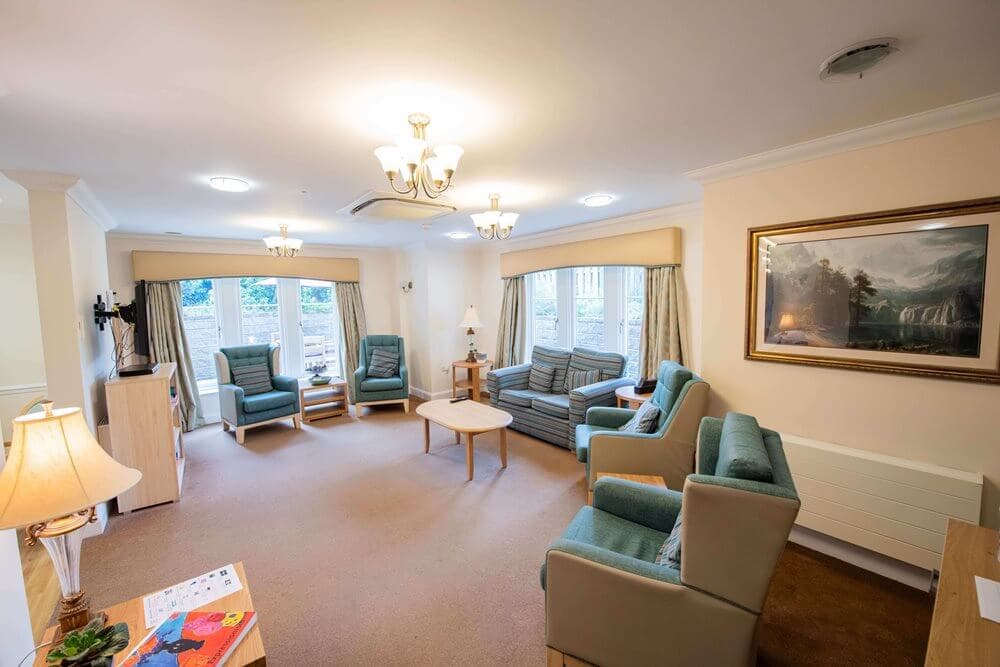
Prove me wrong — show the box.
[0,402,141,637]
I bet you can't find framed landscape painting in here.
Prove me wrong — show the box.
[746,197,1000,383]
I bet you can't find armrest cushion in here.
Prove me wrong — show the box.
[569,378,634,425]
[271,374,298,394]
[586,406,636,428]
[487,363,531,391]
[592,478,682,533]
[399,362,409,386]
[218,383,245,422]
[546,537,681,587]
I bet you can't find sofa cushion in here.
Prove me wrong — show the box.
[618,400,660,434]
[574,423,618,462]
[242,389,296,413]
[567,347,626,381]
[528,361,556,392]
[231,363,273,396]
[367,348,399,378]
[564,368,601,392]
[717,412,774,483]
[532,394,570,419]
[531,346,572,394]
[562,506,669,564]
[360,376,404,392]
[498,388,547,408]
[651,362,694,416]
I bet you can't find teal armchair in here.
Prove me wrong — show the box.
[353,335,410,415]
[575,361,709,491]
[543,413,801,666]
[214,343,300,444]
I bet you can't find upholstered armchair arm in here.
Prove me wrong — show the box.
[585,406,635,428]
[568,377,634,431]
[592,478,682,533]
[353,364,367,394]
[588,427,693,492]
[545,537,681,588]
[399,361,409,388]
[486,362,531,397]
[271,375,300,409]
[219,383,245,425]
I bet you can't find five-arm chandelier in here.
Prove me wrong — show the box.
[471,193,518,240]
[373,113,464,199]
[263,224,303,257]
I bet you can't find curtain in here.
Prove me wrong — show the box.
[335,281,368,400]
[146,281,204,431]
[494,276,527,368]
[639,266,689,378]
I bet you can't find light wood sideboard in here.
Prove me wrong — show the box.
[105,363,185,512]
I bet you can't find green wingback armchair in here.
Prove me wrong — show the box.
[214,343,300,444]
[575,361,709,491]
[352,335,410,415]
[543,413,801,666]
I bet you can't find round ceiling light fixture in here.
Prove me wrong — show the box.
[583,194,614,207]
[209,176,250,192]
[820,38,899,81]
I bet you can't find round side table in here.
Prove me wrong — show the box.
[615,385,652,409]
[452,359,492,402]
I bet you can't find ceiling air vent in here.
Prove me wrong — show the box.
[820,38,899,81]
[340,190,457,222]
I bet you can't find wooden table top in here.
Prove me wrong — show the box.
[33,561,264,667]
[298,376,347,390]
[614,385,652,401]
[925,519,1000,666]
[416,399,512,433]
[452,359,492,369]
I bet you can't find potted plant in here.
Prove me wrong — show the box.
[45,620,130,666]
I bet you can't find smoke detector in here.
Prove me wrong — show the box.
[339,190,457,222]
[820,38,899,81]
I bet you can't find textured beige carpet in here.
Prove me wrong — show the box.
[79,404,584,665]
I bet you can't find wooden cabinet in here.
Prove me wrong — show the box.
[104,363,185,512]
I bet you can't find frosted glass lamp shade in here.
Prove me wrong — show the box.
[398,137,428,166]
[460,306,484,330]
[433,144,464,171]
[374,145,402,175]
[0,407,141,529]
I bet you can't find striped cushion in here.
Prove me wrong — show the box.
[367,348,399,378]
[531,346,572,394]
[232,363,273,396]
[656,515,682,567]
[618,400,660,433]
[567,348,625,380]
[564,368,600,392]
[528,362,556,392]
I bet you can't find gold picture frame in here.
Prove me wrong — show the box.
[745,196,1000,383]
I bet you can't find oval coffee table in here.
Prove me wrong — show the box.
[416,399,513,481]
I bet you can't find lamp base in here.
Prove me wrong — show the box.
[465,350,478,363]
[54,602,105,640]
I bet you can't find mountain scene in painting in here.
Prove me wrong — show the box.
[763,225,988,357]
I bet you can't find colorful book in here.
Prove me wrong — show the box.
[118,610,256,666]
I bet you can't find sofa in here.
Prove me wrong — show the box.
[214,343,300,444]
[352,334,410,415]
[576,360,709,491]
[542,413,801,666]
[486,346,633,449]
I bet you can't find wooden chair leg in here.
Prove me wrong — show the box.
[292,415,301,429]
[402,399,410,413]
[222,421,230,432]
[236,427,246,445]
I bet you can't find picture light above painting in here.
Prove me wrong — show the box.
[745,197,1000,383]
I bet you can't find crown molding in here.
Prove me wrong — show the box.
[68,180,117,231]
[684,93,1000,184]
[106,231,388,253]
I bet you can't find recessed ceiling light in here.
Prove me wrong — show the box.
[583,194,614,207]
[445,231,472,240]
[209,176,250,193]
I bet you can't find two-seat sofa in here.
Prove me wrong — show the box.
[486,346,634,449]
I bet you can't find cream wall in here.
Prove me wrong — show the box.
[473,204,704,374]
[701,118,1000,528]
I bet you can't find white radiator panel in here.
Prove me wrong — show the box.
[782,434,982,571]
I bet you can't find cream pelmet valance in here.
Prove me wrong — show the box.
[499,227,681,278]
[132,251,361,283]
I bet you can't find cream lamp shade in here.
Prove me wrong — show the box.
[460,306,483,330]
[0,406,141,530]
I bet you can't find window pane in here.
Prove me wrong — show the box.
[240,277,281,346]
[179,279,220,382]
[624,267,645,378]
[531,270,559,348]
[573,267,605,349]
[300,280,341,378]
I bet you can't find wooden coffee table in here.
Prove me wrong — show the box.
[416,399,513,481]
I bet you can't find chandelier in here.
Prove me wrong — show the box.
[373,113,464,199]
[263,224,303,257]
[471,193,518,240]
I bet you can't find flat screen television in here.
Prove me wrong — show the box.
[133,279,150,358]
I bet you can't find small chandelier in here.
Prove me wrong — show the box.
[471,193,518,240]
[263,224,303,257]
[374,113,464,199]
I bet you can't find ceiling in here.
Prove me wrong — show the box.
[0,1,998,247]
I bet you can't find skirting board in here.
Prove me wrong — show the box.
[789,524,934,591]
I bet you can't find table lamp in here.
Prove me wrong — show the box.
[460,305,483,362]
[0,402,141,636]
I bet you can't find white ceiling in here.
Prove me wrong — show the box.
[0,1,998,246]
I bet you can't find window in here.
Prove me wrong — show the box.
[299,280,341,377]
[527,266,645,378]
[239,277,281,346]
[180,279,221,382]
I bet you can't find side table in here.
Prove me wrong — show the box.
[452,360,492,402]
[615,385,653,409]
[299,377,350,423]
